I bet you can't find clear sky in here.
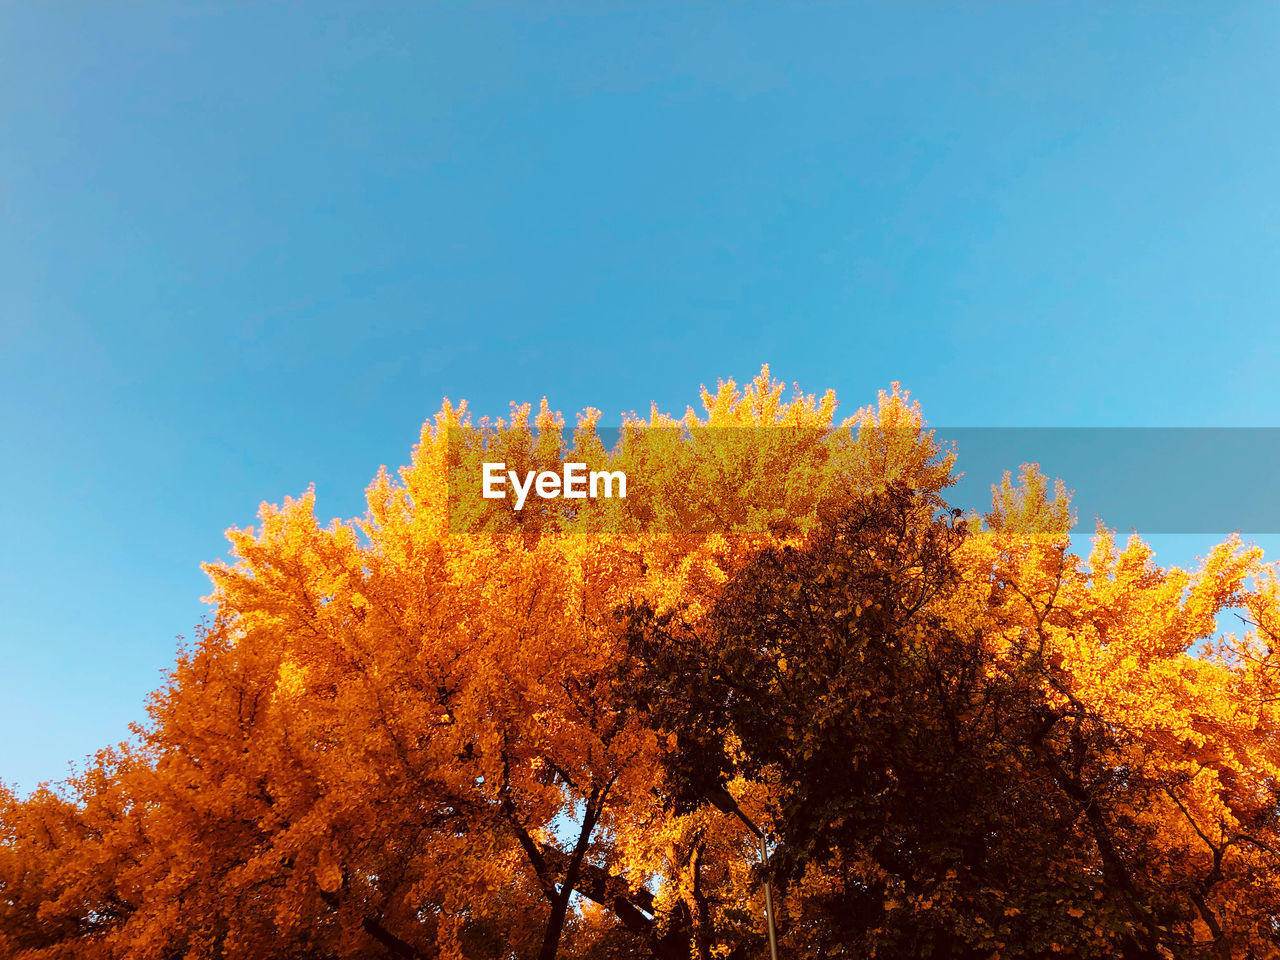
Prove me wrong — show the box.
[3,2,1279,794]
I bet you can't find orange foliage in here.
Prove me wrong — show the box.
[2,369,1278,960]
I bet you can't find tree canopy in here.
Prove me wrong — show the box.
[3,368,1278,960]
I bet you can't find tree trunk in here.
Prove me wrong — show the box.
[537,784,605,960]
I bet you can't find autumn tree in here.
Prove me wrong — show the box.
[624,467,1280,959]
[621,482,1129,958]
[0,369,956,960]
[4,369,1277,960]
[958,469,1280,958]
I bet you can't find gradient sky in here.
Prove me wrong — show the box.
[3,2,1279,794]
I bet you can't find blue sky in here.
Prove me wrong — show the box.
[3,2,1279,793]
